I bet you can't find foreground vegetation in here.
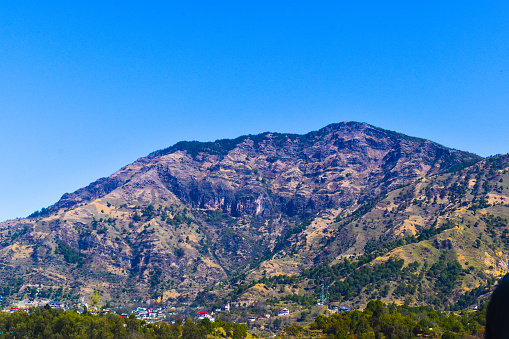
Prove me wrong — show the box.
[282,300,486,339]
[0,306,247,339]
[0,299,488,338]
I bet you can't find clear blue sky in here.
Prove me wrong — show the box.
[1,1,508,221]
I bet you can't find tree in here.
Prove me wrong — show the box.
[365,300,386,334]
[90,291,101,310]
[441,330,458,339]
[182,319,203,339]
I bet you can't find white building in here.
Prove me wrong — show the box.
[277,308,290,316]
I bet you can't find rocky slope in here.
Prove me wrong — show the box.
[239,155,509,310]
[0,122,485,307]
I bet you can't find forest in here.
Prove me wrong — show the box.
[283,300,486,338]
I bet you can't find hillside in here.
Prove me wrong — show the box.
[238,155,509,311]
[0,121,493,310]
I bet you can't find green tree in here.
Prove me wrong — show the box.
[182,319,203,339]
[90,291,101,310]
[441,330,458,339]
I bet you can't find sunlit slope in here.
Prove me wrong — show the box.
[245,155,509,309]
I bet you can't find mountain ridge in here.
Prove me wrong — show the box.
[31,121,480,220]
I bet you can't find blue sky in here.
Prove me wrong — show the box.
[1,1,508,221]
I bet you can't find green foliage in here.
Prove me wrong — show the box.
[287,220,311,238]
[0,306,248,338]
[142,205,155,218]
[28,207,50,219]
[307,300,486,339]
[56,240,80,263]
[364,220,457,256]
[303,257,414,302]
[1,277,24,297]
[266,220,313,261]
[279,293,316,305]
[96,227,107,234]
[346,195,388,221]
[90,290,101,308]
[175,248,185,258]
[10,226,29,241]
[427,254,463,296]
[149,269,162,288]
[154,132,294,159]
[230,274,299,300]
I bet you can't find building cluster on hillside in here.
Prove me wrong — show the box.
[48,301,67,310]
[5,300,68,313]
[5,298,243,323]
[128,307,167,321]
[4,298,358,328]
[197,311,215,322]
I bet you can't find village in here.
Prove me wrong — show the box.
[2,295,351,335]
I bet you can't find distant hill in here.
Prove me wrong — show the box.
[3,121,505,312]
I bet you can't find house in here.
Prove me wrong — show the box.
[197,311,215,322]
[277,308,290,316]
[48,301,67,310]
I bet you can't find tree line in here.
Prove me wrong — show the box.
[284,300,486,339]
[0,306,247,339]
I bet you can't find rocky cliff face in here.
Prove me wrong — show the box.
[47,122,479,218]
[0,122,481,305]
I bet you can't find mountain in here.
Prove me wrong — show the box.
[2,121,501,310]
